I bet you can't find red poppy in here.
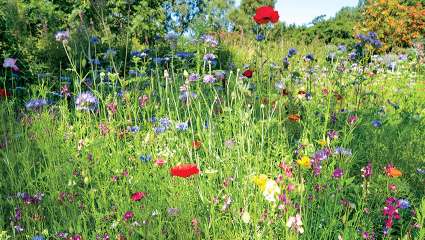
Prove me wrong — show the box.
[253,6,279,25]
[170,163,200,178]
[192,140,202,150]
[131,192,146,201]
[0,88,11,97]
[242,69,253,78]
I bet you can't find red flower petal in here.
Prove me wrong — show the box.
[242,70,253,78]
[170,163,200,178]
[253,6,279,25]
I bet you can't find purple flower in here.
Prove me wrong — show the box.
[188,73,200,82]
[256,34,265,41]
[203,74,216,84]
[201,35,218,47]
[304,53,315,62]
[3,58,19,71]
[15,207,22,221]
[75,92,98,111]
[334,147,352,156]
[25,99,48,111]
[55,30,70,43]
[327,130,338,140]
[398,199,410,209]
[361,163,372,178]
[159,118,171,129]
[123,211,134,221]
[332,168,344,179]
[203,53,216,62]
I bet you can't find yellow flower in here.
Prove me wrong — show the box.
[317,139,327,146]
[252,174,268,191]
[297,156,311,169]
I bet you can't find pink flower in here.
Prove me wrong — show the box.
[155,158,166,167]
[131,192,146,202]
[347,115,358,125]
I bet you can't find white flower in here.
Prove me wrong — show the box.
[241,210,251,224]
[262,179,281,202]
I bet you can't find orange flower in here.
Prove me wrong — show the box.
[385,165,402,178]
[288,114,301,122]
[192,140,202,150]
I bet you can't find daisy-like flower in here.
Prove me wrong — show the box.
[286,214,304,234]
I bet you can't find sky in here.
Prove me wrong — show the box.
[235,0,359,25]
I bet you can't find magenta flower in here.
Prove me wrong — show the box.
[347,115,358,125]
[361,163,372,178]
[332,168,344,179]
[123,211,134,221]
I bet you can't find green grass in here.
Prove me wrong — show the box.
[1,37,424,239]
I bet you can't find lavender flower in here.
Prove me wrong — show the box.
[25,99,48,111]
[75,92,98,111]
[203,74,216,84]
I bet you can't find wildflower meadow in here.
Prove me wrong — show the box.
[1,1,425,239]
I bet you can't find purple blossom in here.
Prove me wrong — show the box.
[361,163,372,178]
[203,53,217,62]
[25,99,48,111]
[55,30,70,43]
[327,130,338,140]
[188,73,200,82]
[203,74,216,84]
[75,92,98,111]
[334,147,352,156]
[332,168,344,179]
[3,58,19,71]
[123,211,134,221]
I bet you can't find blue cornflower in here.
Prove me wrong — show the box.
[90,58,101,65]
[90,36,100,45]
[176,52,194,59]
[287,48,297,58]
[127,126,140,133]
[152,57,164,65]
[398,199,410,209]
[371,120,382,128]
[256,34,265,41]
[304,53,315,62]
[139,154,152,162]
[32,236,45,240]
[154,126,166,134]
[159,118,171,129]
[25,99,48,111]
[149,116,157,123]
[176,122,189,131]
